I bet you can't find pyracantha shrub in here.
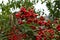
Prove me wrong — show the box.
[6,6,60,40]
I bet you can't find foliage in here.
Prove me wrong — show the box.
[0,0,39,40]
[5,7,60,40]
[0,0,60,40]
[41,0,60,20]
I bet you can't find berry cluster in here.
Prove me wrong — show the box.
[7,6,60,40]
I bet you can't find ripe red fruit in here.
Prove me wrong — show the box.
[15,13,20,18]
[45,22,50,27]
[20,7,26,12]
[56,24,60,31]
[22,33,27,38]
[18,20,23,25]
[31,13,37,18]
[38,31,43,35]
[13,34,18,40]
[36,35,40,40]
[38,21,43,26]
[20,15,25,18]
[30,26,36,30]
[24,11,32,17]
[47,29,54,35]
[26,18,32,24]
[36,35,42,40]
[40,16,45,21]
[34,18,38,23]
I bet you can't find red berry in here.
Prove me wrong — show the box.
[47,29,54,35]
[56,24,60,31]
[38,21,43,26]
[26,18,32,24]
[40,16,45,21]
[34,19,38,23]
[44,37,47,40]
[20,7,26,12]
[22,33,27,38]
[18,20,23,25]
[30,26,36,30]
[36,35,42,40]
[15,13,20,18]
